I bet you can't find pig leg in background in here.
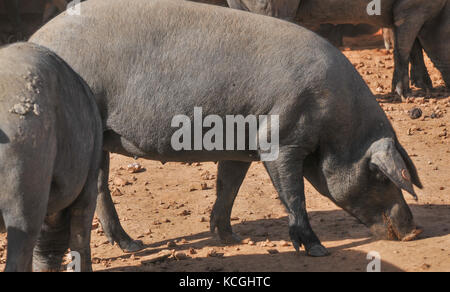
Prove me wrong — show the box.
[210,161,251,244]
[391,1,428,100]
[383,28,394,51]
[409,39,433,91]
[264,147,329,257]
[96,151,144,253]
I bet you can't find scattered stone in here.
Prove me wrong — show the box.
[265,239,276,247]
[267,249,279,255]
[431,110,443,119]
[127,162,144,173]
[188,248,197,255]
[279,240,291,247]
[200,171,216,180]
[173,251,188,261]
[111,188,124,197]
[113,177,130,187]
[178,210,191,216]
[241,238,252,244]
[409,108,423,119]
[207,249,224,258]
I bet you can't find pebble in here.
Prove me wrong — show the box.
[111,188,124,197]
[178,210,191,216]
[200,182,209,190]
[127,162,144,173]
[173,251,188,261]
[409,108,423,119]
[241,238,252,244]
[207,249,223,258]
[113,177,130,187]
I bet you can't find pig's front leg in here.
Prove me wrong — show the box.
[263,147,329,257]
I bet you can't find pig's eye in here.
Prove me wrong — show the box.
[375,171,389,183]
[369,163,390,183]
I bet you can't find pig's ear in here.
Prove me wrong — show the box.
[394,139,423,189]
[369,138,418,201]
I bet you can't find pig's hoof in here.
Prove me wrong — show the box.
[119,239,144,253]
[307,244,330,257]
[218,232,242,244]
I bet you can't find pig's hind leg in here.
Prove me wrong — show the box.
[96,151,144,253]
[33,210,70,272]
[1,163,52,272]
[210,161,251,244]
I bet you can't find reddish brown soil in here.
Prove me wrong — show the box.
[0,35,449,272]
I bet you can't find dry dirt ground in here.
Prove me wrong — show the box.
[0,34,449,272]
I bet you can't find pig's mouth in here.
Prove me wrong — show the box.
[382,213,423,241]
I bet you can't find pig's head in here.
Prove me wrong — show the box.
[304,137,423,241]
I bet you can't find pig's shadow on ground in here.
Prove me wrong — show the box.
[375,86,449,102]
[97,204,449,272]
